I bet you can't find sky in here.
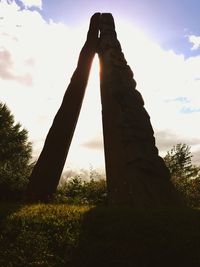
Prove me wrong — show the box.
[1,0,200,173]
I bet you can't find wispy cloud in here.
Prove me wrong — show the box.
[155,130,200,152]
[180,107,200,114]
[0,48,33,85]
[155,130,200,165]
[18,0,42,9]
[81,137,103,150]
[0,49,13,79]
[188,35,200,50]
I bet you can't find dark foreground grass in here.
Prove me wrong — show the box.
[0,203,200,267]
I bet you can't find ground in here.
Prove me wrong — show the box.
[0,203,200,267]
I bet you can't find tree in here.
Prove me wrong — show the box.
[0,102,33,200]
[164,143,199,180]
[164,143,200,207]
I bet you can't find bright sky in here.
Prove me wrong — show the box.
[1,0,200,173]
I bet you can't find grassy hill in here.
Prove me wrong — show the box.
[1,203,200,267]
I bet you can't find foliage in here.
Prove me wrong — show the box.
[0,102,33,200]
[164,143,200,207]
[171,175,200,207]
[164,143,199,179]
[1,203,200,266]
[53,175,107,205]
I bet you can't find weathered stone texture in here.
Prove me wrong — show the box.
[99,13,181,207]
[26,13,100,201]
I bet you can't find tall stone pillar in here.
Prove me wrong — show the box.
[98,13,181,207]
[26,13,100,201]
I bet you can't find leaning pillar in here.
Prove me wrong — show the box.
[26,13,100,201]
[98,13,181,207]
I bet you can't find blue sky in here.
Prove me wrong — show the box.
[1,0,200,171]
[14,0,200,57]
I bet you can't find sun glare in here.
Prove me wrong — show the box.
[2,1,200,170]
[65,18,156,170]
[65,55,105,170]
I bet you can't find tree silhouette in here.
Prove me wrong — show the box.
[0,102,33,200]
[164,143,199,180]
[164,143,200,206]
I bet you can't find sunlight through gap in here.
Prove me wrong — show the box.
[63,55,105,175]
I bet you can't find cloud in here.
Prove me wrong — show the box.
[18,0,42,9]
[81,137,103,150]
[0,48,33,85]
[0,0,92,168]
[155,130,200,152]
[155,130,200,165]
[1,2,200,170]
[0,0,85,89]
[192,150,200,165]
[0,49,13,79]
[188,35,200,50]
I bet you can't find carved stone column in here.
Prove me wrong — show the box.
[26,13,100,201]
[98,13,181,207]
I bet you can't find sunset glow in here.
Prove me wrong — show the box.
[1,0,200,172]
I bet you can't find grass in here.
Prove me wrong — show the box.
[0,203,89,267]
[0,203,200,266]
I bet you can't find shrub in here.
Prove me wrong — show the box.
[53,175,107,205]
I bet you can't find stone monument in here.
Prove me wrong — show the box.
[27,13,181,206]
[26,13,100,201]
[98,13,181,207]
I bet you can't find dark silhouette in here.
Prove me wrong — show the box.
[98,13,181,206]
[27,13,181,206]
[26,13,100,201]
[0,102,33,201]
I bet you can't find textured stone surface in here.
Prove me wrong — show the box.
[26,13,100,201]
[27,13,181,206]
[98,13,181,206]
